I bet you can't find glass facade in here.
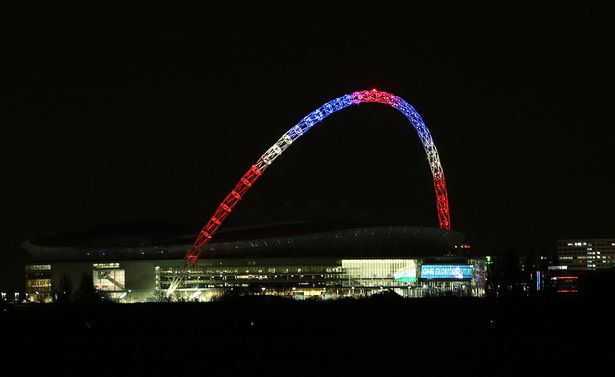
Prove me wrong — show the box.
[157,258,485,302]
[93,269,126,291]
[25,264,53,302]
[342,259,417,286]
[157,258,344,300]
[24,257,486,303]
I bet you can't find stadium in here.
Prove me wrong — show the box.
[23,222,486,303]
[23,90,487,303]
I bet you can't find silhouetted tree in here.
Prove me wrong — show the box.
[54,274,72,303]
[148,290,170,302]
[496,245,522,297]
[368,289,403,301]
[215,286,249,301]
[74,273,107,304]
[247,283,263,296]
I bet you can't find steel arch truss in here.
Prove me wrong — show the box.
[168,89,450,295]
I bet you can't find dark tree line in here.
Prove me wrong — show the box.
[53,273,109,303]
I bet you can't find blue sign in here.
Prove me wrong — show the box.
[421,265,473,280]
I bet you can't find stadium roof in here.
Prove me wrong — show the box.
[23,222,466,262]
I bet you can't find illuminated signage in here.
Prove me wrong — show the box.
[393,269,417,283]
[548,265,568,270]
[421,265,473,280]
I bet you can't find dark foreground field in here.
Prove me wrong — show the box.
[2,296,612,376]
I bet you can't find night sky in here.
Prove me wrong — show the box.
[3,4,614,291]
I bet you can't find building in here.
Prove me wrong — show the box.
[23,222,486,303]
[557,239,615,271]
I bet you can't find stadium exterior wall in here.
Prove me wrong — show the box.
[25,257,486,303]
[22,225,485,302]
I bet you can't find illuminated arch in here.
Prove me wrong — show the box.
[168,89,450,294]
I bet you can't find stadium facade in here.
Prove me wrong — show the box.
[23,223,486,303]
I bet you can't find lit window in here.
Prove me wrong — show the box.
[26,265,51,271]
[93,263,120,269]
[26,279,52,289]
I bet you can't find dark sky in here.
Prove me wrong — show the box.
[2,4,614,291]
